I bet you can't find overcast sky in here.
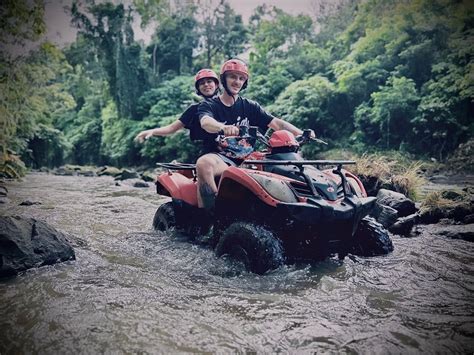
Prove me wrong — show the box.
[44,0,316,46]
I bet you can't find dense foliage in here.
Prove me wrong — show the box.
[1,0,472,176]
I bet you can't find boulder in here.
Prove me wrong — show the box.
[114,169,139,181]
[141,171,155,182]
[133,181,149,188]
[19,200,42,206]
[0,216,75,278]
[371,203,398,228]
[464,214,474,224]
[97,166,122,177]
[441,190,464,201]
[389,213,419,236]
[0,185,8,204]
[376,189,417,217]
[53,166,75,176]
[418,202,473,224]
[418,207,448,224]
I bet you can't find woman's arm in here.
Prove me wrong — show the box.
[135,120,185,143]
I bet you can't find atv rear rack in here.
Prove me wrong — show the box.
[156,162,196,170]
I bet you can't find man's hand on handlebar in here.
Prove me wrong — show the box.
[307,129,316,139]
[219,125,240,136]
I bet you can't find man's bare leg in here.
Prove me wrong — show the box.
[196,154,228,210]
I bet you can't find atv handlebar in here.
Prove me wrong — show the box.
[297,129,328,145]
[217,126,327,146]
[217,126,258,138]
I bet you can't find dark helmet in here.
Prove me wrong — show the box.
[194,69,219,97]
[220,59,249,94]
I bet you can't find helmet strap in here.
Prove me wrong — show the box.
[221,73,246,102]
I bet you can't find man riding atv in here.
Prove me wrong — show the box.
[196,59,315,211]
[151,60,393,274]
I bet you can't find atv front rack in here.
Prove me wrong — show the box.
[243,160,357,198]
[243,160,356,167]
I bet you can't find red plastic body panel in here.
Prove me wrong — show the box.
[157,172,198,206]
[344,170,368,197]
[268,130,299,148]
[218,166,299,207]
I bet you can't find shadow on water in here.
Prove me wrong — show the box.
[1,173,473,353]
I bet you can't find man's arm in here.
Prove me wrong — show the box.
[268,118,316,138]
[268,118,303,136]
[200,115,239,136]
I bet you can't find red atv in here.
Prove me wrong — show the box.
[153,127,393,274]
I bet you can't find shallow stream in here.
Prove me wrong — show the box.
[1,173,473,353]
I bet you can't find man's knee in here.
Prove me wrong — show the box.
[196,155,216,176]
[196,155,213,168]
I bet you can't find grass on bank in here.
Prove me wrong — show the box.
[315,148,427,200]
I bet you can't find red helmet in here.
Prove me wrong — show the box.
[194,69,219,91]
[220,59,249,78]
[220,59,249,93]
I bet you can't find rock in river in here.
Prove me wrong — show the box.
[0,216,75,278]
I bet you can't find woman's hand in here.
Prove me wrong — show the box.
[135,129,154,143]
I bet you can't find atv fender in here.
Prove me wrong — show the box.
[218,166,297,207]
[322,168,368,197]
[156,172,198,206]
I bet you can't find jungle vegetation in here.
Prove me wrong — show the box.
[1,0,472,177]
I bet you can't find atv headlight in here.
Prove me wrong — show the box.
[250,173,298,203]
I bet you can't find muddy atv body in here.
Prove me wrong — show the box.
[153,128,393,274]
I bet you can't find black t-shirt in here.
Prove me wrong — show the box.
[179,103,201,141]
[198,96,275,158]
[179,101,214,142]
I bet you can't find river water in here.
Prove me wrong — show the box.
[1,173,473,353]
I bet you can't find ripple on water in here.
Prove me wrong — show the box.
[1,173,474,353]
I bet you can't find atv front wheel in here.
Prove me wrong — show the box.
[351,216,394,256]
[215,222,284,274]
[153,202,176,231]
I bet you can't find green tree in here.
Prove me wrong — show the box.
[66,93,105,165]
[354,76,420,150]
[269,75,339,139]
[147,14,198,77]
[249,6,313,67]
[0,0,45,46]
[1,42,75,171]
[197,0,248,68]
[0,0,47,176]
[71,2,148,118]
